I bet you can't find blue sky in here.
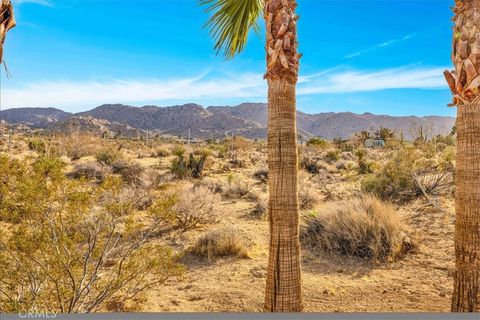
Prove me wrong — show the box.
[4,0,455,116]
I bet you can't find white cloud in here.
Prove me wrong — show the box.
[2,66,448,109]
[3,73,266,109]
[12,0,53,6]
[298,66,447,95]
[345,33,417,59]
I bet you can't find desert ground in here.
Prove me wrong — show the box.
[0,129,456,312]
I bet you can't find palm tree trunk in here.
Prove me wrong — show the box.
[263,0,302,312]
[444,0,480,312]
[264,79,302,312]
[452,103,480,312]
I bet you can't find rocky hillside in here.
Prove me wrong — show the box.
[46,116,145,139]
[1,103,456,140]
[0,107,72,128]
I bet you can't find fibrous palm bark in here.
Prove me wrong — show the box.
[444,0,480,312]
[0,0,15,64]
[263,0,303,312]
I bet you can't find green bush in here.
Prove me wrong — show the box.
[96,148,121,166]
[361,148,419,202]
[28,139,47,154]
[307,137,327,148]
[324,149,340,163]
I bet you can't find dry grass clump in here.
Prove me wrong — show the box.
[174,185,221,229]
[301,196,413,262]
[68,162,105,181]
[191,228,249,261]
[251,193,268,219]
[154,148,170,157]
[222,175,253,200]
[298,175,320,210]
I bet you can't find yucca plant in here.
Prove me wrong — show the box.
[201,0,302,311]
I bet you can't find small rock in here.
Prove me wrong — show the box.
[250,267,267,278]
[382,289,388,294]
[439,292,446,297]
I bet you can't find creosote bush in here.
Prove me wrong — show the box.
[301,196,413,262]
[0,157,182,313]
[191,228,249,261]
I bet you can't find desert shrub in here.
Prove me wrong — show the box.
[222,175,253,200]
[251,194,268,219]
[307,137,327,148]
[155,148,170,157]
[299,182,319,210]
[191,228,249,261]
[355,148,373,174]
[253,168,268,183]
[112,161,145,186]
[301,196,413,262]
[170,153,208,179]
[194,177,223,194]
[28,138,47,154]
[102,180,155,213]
[301,156,326,174]
[68,162,105,181]
[361,148,421,202]
[228,156,246,168]
[324,149,340,164]
[96,148,121,166]
[173,186,221,229]
[0,161,182,313]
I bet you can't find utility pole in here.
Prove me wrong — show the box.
[188,128,191,146]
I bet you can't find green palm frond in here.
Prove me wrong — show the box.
[200,0,263,59]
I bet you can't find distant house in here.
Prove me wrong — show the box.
[364,138,385,148]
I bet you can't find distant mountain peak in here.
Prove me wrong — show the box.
[0,103,456,140]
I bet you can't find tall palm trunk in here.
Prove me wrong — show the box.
[444,0,480,312]
[263,0,302,312]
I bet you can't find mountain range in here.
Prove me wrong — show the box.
[0,103,456,140]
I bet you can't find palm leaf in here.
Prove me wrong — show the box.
[200,0,263,59]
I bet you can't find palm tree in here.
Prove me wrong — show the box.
[444,0,480,312]
[0,0,15,64]
[200,0,302,312]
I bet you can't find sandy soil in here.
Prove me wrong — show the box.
[146,197,455,312]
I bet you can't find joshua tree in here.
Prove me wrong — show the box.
[444,0,480,312]
[200,0,302,311]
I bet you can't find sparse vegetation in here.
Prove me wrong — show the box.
[191,228,249,261]
[68,162,106,181]
[302,196,413,262]
[173,185,221,229]
[96,147,121,166]
[0,156,182,313]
